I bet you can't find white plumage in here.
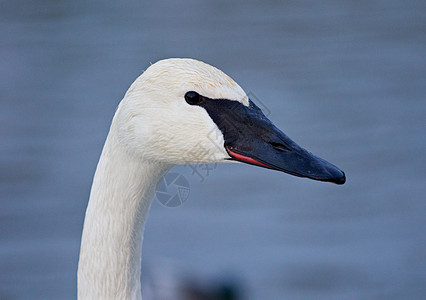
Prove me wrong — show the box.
[78,59,250,299]
[77,58,345,300]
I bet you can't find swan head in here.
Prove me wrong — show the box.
[114,58,345,184]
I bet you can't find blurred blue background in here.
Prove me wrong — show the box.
[1,0,425,299]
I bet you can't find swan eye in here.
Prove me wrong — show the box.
[185,91,202,105]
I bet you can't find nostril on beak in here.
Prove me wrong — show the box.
[269,141,291,152]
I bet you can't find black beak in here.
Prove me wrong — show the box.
[197,96,346,185]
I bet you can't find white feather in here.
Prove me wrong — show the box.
[78,58,248,299]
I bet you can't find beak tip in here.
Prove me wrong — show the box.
[332,170,346,185]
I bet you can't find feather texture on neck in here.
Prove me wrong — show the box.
[78,122,170,300]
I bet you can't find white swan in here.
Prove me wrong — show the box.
[77,58,345,300]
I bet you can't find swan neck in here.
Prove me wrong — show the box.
[78,132,169,300]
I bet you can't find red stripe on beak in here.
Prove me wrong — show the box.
[226,147,270,168]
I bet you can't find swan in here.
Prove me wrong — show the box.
[77,58,345,300]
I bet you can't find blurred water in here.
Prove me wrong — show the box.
[1,0,425,299]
